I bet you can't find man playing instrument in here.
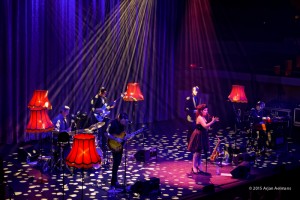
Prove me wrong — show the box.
[91,87,115,121]
[105,113,131,192]
[249,101,268,154]
[52,105,72,133]
[91,87,115,163]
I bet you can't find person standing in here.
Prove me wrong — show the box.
[91,87,115,162]
[91,87,115,123]
[105,113,131,192]
[185,86,200,144]
[188,104,219,174]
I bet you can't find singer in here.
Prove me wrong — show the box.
[187,104,219,174]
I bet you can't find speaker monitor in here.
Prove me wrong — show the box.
[230,161,250,179]
[131,177,160,195]
[134,147,157,162]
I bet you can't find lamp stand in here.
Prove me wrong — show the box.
[81,169,84,200]
[35,133,49,184]
[231,102,241,153]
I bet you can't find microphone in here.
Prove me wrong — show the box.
[126,120,132,124]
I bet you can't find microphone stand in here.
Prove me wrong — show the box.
[122,123,131,194]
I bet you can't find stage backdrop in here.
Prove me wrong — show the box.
[0,0,184,144]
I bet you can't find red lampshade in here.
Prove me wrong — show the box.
[28,90,52,110]
[26,109,54,133]
[228,85,248,103]
[123,83,144,101]
[66,134,101,169]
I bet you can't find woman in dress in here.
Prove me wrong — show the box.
[188,104,219,174]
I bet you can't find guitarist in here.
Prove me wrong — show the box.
[105,113,130,192]
[91,87,115,121]
[91,87,115,160]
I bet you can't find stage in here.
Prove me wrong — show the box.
[1,119,299,200]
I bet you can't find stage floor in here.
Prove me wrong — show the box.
[1,119,299,199]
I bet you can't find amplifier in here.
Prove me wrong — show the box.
[134,147,158,162]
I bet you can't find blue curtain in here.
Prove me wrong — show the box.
[0,0,179,144]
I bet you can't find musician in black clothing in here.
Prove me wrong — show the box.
[91,87,115,161]
[91,87,115,120]
[105,113,130,191]
[249,101,266,124]
[185,86,200,144]
[249,101,268,153]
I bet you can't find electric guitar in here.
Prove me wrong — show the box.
[108,127,147,152]
[93,93,125,122]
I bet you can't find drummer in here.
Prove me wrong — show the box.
[249,101,268,153]
[52,105,72,133]
[52,105,73,158]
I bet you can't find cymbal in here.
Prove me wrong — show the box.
[69,129,93,136]
[89,122,105,130]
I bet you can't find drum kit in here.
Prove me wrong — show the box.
[36,121,106,173]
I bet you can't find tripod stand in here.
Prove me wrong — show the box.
[51,132,70,172]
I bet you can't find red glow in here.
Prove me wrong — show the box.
[123,83,144,101]
[190,63,197,68]
[26,109,54,133]
[28,90,52,110]
[66,134,101,169]
[228,85,248,103]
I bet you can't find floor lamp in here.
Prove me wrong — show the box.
[27,90,53,140]
[26,110,54,182]
[228,85,248,151]
[122,83,144,191]
[26,90,54,180]
[123,82,144,137]
[65,133,101,200]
